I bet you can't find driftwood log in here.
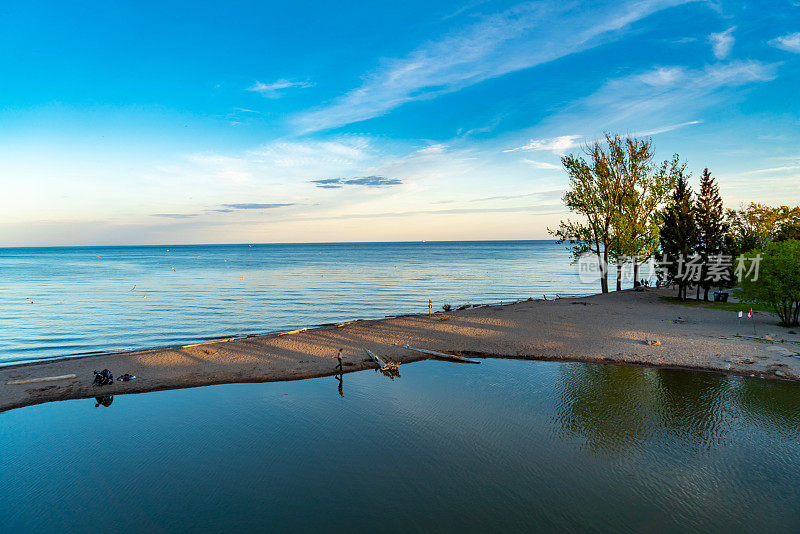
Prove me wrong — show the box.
[394,344,480,364]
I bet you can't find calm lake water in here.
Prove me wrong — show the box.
[2,359,799,533]
[0,241,591,365]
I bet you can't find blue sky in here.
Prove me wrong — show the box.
[1,0,799,245]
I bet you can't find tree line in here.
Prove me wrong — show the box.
[551,133,800,325]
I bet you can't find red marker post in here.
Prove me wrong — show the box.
[428,299,432,318]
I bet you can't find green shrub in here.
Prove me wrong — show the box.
[737,240,800,326]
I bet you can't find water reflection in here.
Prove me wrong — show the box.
[730,377,800,433]
[94,395,113,408]
[554,363,800,454]
[335,374,343,397]
[654,369,730,445]
[3,359,800,533]
[554,364,664,454]
[379,366,401,380]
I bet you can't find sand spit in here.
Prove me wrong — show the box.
[2,288,799,412]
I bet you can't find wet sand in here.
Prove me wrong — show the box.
[2,288,799,412]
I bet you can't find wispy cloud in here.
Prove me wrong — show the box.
[769,32,800,53]
[742,165,800,175]
[249,137,372,171]
[522,159,563,170]
[292,0,692,132]
[562,60,777,129]
[709,27,736,59]
[469,189,563,202]
[248,79,313,98]
[300,204,565,222]
[505,135,582,154]
[169,137,374,187]
[502,57,771,158]
[221,203,296,210]
[310,176,403,189]
[638,66,685,86]
[637,120,702,136]
[152,213,199,219]
[505,120,702,156]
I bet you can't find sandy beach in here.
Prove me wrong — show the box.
[2,287,799,413]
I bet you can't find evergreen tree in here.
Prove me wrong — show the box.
[693,169,728,300]
[659,173,697,300]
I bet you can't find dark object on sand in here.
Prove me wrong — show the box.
[94,395,113,408]
[93,369,113,386]
[394,344,480,364]
[364,349,401,379]
[117,373,136,381]
[713,292,729,302]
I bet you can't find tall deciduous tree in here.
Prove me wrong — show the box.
[606,134,683,289]
[738,240,800,327]
[550,141,620,293]
[726,203,800,252]
[659,173,697,300]
[552,133,682,293]
[693,168,727,300]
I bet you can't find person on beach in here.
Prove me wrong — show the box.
[334,349,344,397]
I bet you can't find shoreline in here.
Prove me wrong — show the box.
[2,288,799,413]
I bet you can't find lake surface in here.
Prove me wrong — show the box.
[0,241,594,365]
[2,359,799,533]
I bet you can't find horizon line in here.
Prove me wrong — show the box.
[0,238,560,249]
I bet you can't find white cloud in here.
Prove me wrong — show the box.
[416,144,448,155]
[769,32,800,53]
[248,79,313,98]
[162,137,376,191]
[504,135,582,154]
[743,165,800,175]
[709,27,736,59]
[292,0,692,132]
[523,159,562,170]
[499,61,773,160]
[637,120,702,136]
[249,138,371,171]
[572,60,777,127]
[639,66,686,86]
[505,121,701,157]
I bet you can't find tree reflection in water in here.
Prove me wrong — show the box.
[553,364,663,454]
[553,363,800,455]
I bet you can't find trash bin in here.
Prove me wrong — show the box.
[713,292,729,302]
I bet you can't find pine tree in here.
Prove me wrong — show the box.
[659,173,697,300]
[694,169,728,300]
